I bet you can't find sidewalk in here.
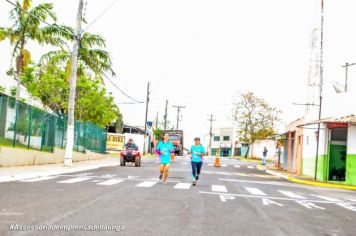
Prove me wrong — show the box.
[257,163,356,191]
[0,157,121,183]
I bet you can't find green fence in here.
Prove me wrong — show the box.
[0,93,106,154]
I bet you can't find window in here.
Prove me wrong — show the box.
[214,136,220,141]
[223,136,230,141]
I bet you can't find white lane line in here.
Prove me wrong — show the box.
[311,194,341,202]
[212,185,228,193]
[234,165,240,168]
[57,177,92,184]
[174,183,191,189]
[208,163,213,166]
[135,181,157,188]
[348,199,356,202]
[182,162,188,165]
[97,179,124,186]
[21,176,59,182]
[278,190,306,199]
[221,164,227,167]
[247,166,254,169]
[245,187,266,196]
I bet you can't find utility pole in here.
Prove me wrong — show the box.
[207,114,215,156]
[314,0,324,180]
[155,111,159,129]
[64,0,84,167]
[163,99,168,131]
[173,105,185,130]
[342,62,356,92]
[143,82,150,155]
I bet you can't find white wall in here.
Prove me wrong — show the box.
[249,139,277,160]
[348,126,356,154]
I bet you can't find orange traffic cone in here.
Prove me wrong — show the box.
[214,155,220,167]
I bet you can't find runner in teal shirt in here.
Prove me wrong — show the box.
[156,133,174,184]
[190,137,205,186]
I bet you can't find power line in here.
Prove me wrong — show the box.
[83,0,120,32]
[102,72,144,104]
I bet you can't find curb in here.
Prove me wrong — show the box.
[257,166,356,191]
[0,163,120,183]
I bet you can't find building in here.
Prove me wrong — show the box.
[211,127,235,157]
[297,115,356,185]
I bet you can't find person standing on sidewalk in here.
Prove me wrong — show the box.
[262,147,268,165]
[156,133,174,184]
[190,137,205,186]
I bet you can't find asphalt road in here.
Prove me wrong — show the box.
[1,156,356,236]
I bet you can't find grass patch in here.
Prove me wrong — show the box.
[0,137,52,153]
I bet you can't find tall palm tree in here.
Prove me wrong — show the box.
[40,30,115,82]
[0,0,68,100]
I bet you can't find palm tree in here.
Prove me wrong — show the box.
[40,30,115,82]
[0,0,68,100]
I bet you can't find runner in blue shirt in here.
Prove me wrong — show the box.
[156,133,174,184]
[190,137,205,186]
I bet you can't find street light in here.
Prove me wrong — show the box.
[342,62,356,92]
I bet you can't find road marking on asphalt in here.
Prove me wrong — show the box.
[262,198,283,207]
[21,176,59,182]
[234,165,240,168]
[174,183,191,189]
[97,179,124,186]
[200,191,338,204]
[348,199,356,202]
[221,164,227,167]
[337,203,356,212]
[57,177,92,184]
[245,187,266,196]
[208,163,214,166]
[135,181,157,188]
[310,194,341,202]
[128,176,139,179]
[182,162,188,165]
[212,185,228,193]
[219,195,235,202]
[74,173,93,176]
[278,190,306,199]
[296,201,325,210]
[247,166,254,169]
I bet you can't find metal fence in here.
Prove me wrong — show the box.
[0,93,107,154]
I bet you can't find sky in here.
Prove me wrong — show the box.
[1,0,356,148]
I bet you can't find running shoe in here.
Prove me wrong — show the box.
[195,175,199,181]
[159,174,163,180]
[192,180,196,186]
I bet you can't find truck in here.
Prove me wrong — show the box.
[164,130,184,156]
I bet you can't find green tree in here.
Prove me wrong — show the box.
[232,92,281,157]
[21,63,122,128]
[0,0,67,99]
[40,31,115,82]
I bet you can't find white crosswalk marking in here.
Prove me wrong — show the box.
[221,164,227,167]
[21,176,58,182]
[245,187,266,196]
[97,179,124,186]
[247,166,254,169]
[57,177,91,184]
[311,194,341,202]
[234,165,240,168]
[208,163,213,166]
[278,190,306,199]
[135,181,157,188]
[174,183,191,189]
[212,185,228,193]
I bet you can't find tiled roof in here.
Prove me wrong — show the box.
[297,115,356,127]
